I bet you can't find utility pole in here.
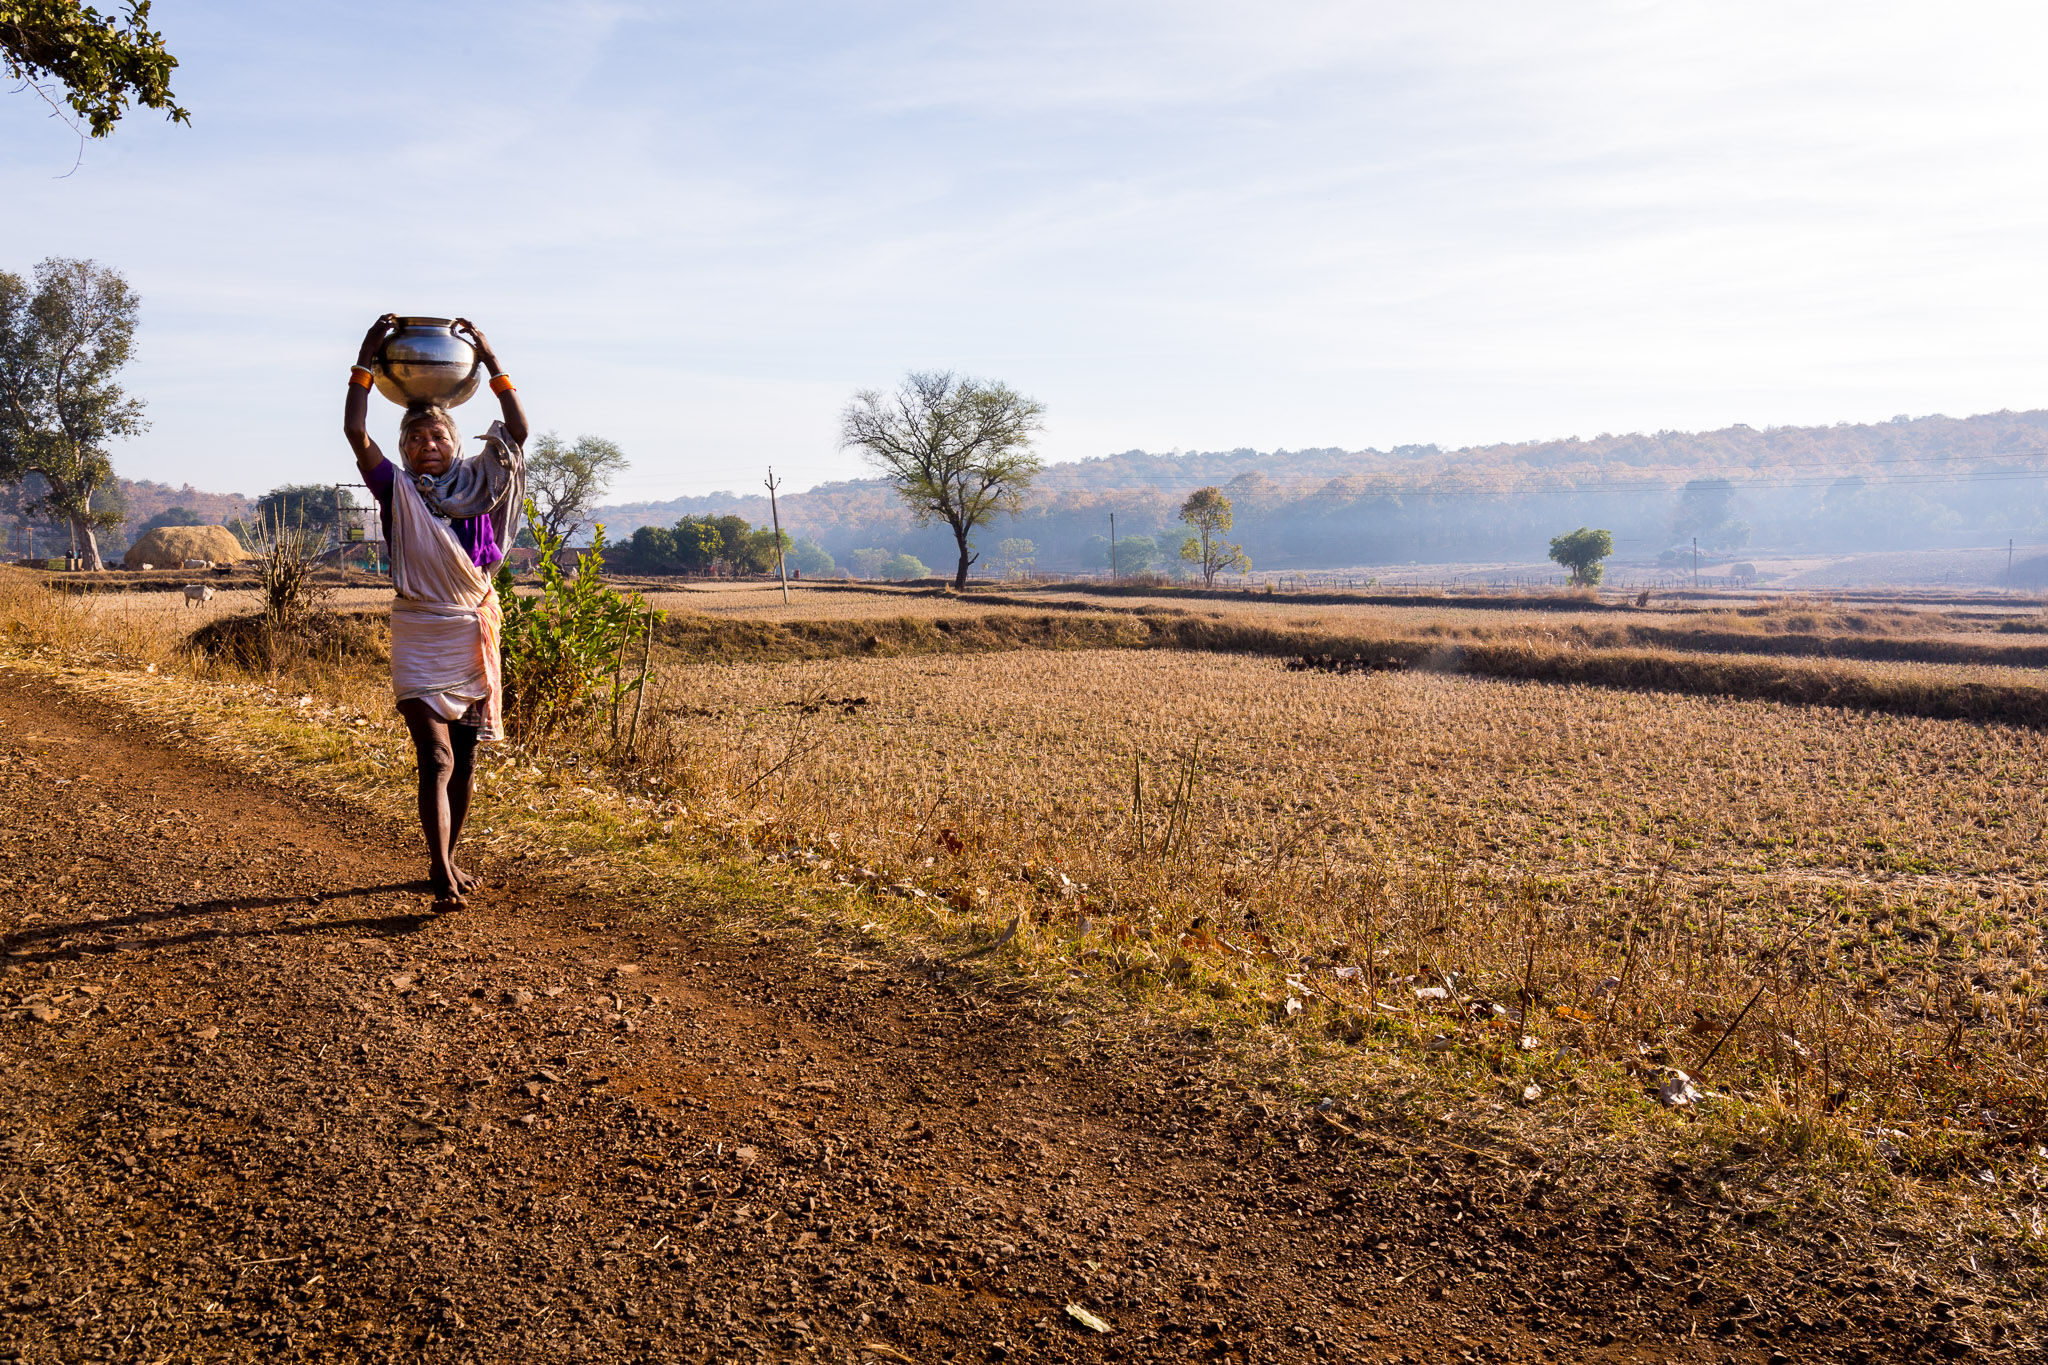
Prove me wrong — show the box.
[1110,511,1117,581]
[1692,536,1698,590]
[765,467,790,605]
[2009,538,2016,592]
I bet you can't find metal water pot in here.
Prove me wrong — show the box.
[371,317,482,408]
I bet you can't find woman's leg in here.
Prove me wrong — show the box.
[444,720,481,893]
[397,699,463,902]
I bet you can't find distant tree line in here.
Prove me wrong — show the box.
[588,410,2048,572]
[608,512,839,579]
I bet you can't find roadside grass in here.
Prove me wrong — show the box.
[2,571,2044,1312]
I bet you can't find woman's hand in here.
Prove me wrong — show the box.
[452,317,499,373]
[358,312,399,367]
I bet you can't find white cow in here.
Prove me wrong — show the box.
[182,584,216,607]
[182,558,212,570]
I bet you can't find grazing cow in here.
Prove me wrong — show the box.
[182,584,215,607]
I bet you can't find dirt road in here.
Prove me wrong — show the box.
[0,669,1949,1362]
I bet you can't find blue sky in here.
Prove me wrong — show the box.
[5,1,2047,500]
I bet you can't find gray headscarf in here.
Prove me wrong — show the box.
[401,404,526,552]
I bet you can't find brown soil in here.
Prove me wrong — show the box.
[0,670,1982,1363]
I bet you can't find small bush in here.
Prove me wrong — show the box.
[497,503,662,744]
[187,610,387,673]
[235,507,332,629]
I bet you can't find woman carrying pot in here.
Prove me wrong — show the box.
[343,313,528,908]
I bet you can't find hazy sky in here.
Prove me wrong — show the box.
[5,1,2047,500]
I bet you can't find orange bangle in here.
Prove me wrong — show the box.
[349,366,374,389]
[489,373,515,395]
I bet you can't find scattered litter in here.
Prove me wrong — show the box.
[1656,1070,1703,1108]
[1282,997,1304,1018]
[1414,986,1449,1001]
[1594,976,1621,996]
[1519,1035,1538,1051]
[1521,1083,1543,1103]
[1332,965,1362,981]
[1065,1304,1112,1334]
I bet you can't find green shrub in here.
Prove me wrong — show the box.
[882,552,930,581]
[496,502,662,743]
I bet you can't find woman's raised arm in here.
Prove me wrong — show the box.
[452,318,527,447]
[344,313,399,475]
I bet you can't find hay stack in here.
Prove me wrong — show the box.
[123,525,250,570]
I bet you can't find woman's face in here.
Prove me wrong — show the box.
[402,418,455,476]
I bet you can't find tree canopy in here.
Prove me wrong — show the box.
[1548,526,1614,586]
[840,371,1045,588]
[0,257,146,570]
[994,537,1036,577]
[1178,486,1250,586]
[136,503,204,535]
[613,512,786,576]
[253,483,358,538]
[527,432,629,547]
[2,1,188,138]
[881,552,930,581]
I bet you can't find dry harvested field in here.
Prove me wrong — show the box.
[4,569,2048,1357]
[647,652,2048,1122]
[635,582,1109,623]
[653,649,2048,889]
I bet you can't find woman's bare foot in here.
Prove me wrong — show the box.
[430,872,470,908]
[449,865,481,895]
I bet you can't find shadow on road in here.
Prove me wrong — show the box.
[2,883,435,962]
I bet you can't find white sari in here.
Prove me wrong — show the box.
[388,469,506,742]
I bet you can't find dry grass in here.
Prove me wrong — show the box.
[630,649,2048,1184]
[7,571,2047,1193]
[633,581,1111,623]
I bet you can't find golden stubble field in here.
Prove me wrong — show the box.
[641,648,2046,1176]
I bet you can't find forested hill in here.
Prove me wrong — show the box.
[595,409,2048,571]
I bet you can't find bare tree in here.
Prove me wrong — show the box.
[840,371,1045,589]
[0,257,147,570]
[526,432,628,546]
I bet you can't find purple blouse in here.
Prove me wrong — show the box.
[364,457,502,569]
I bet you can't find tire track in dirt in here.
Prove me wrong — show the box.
[0,669,1943,1363]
